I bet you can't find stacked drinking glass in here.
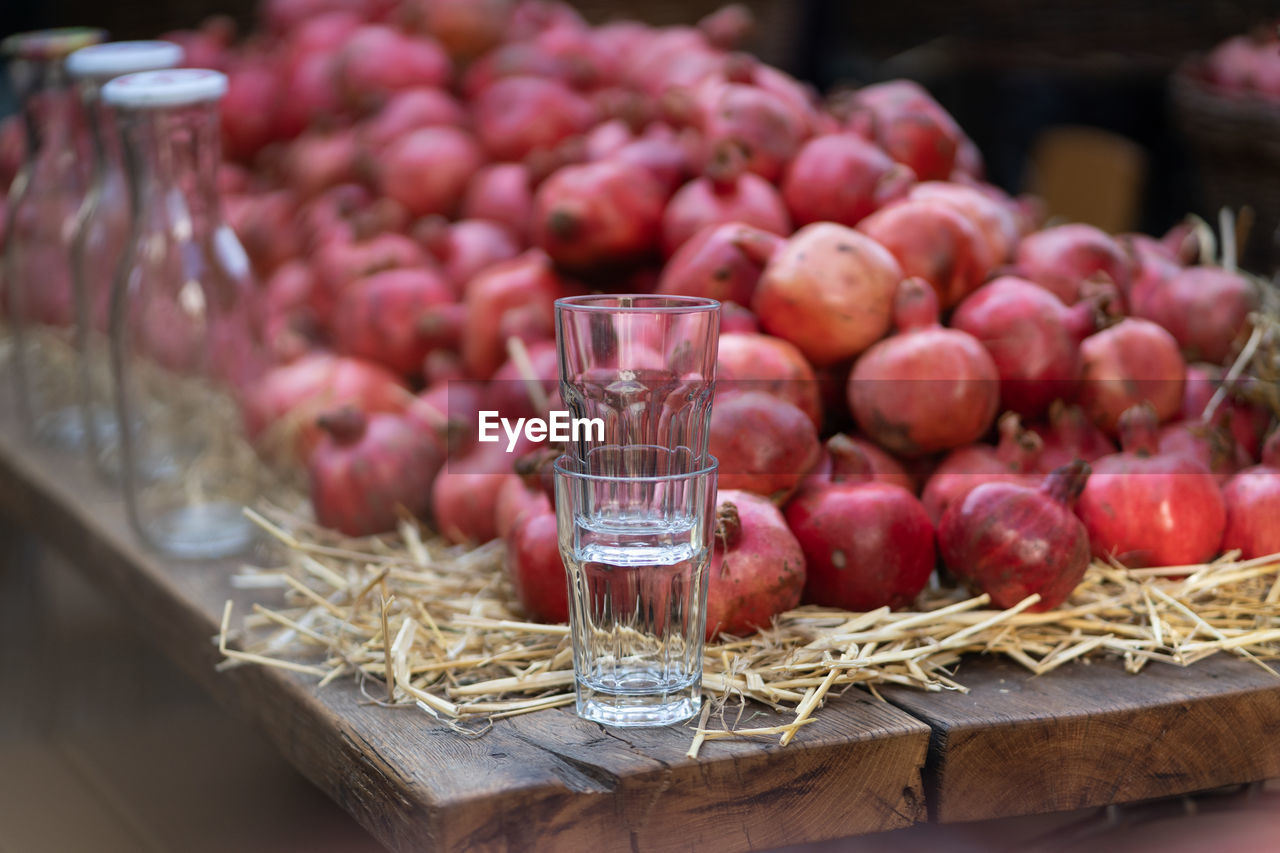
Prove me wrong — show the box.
[553,295,720,727]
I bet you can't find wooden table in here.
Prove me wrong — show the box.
[2,411,1278,851]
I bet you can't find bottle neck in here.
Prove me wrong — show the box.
[78,78,120,181]
[120,102,224,240]
[17,58,85,173]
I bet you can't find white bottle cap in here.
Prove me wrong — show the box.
[102,68,228,109]
[67,41,185,80]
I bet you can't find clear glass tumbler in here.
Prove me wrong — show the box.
[555,295,719,461]
[554,446,718,727]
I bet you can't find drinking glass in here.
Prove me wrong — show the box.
[555,295,719,461]
[554,445,718,727]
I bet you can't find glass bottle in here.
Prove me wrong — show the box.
[66,41,184,479]
[2,28,105,445]
[103,69,266,559]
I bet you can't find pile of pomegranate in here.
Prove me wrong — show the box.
[3,0,1274,638]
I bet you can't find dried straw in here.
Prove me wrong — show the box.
[220,506,1280,757]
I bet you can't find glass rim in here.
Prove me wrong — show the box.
[553,450,719,484]
[554,294,721,315]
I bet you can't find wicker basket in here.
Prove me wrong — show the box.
[1171,60,1280,274]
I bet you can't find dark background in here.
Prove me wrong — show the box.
[5,0,1280,241]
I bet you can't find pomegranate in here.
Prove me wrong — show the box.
[781,132,915,228]
[408,0,513,60]
[359,87,467,151]
[842,80,963,181]
[939,461,1092,611]
[461,163,534,237]
[530,160,665,274]
[656,222,782,306]
[233,190,301,276]
[1182,363,1272,460]
[332,268,457,376]
[695,81,809,183]
[1130,266,1257,365]
[221,63,286,161]
[243,354,413,461]
[416,218,520,296]
[1030,402,1117,473]
[786,463,935,611]
[263,261,321,363]
[431,441,524,545]
[753,223,902,366]
[277,52,346,138]
[280,129,360,200]
[1076,404,1226,567]
[1078,318,1186,435]
[716,332,821,429]
[495,472,551,541]
[802,433,917,494]
[705,491,806,639]
[486,339,560,423]
[848,278,1000,456]
[857,197,994,309]
[708,392,821,502]
[660,142,791,256]
[505,506,567,623]
[411,380,484,455]
[376,127,484,218]
[922,413,1044,523]
[1157,419,1251,484]
[472,76,596,162]
[337,26,452,110]
[719,302,760,334]
[311,233,429,330]
[908,181,1022,265]
[308,407,445,537]
[1222,432,1280,559]
[1014,224,1132,306]
[462,250,564,378]
[951,275,1103,417]
[698,5,755,50]
[609,130,696,196]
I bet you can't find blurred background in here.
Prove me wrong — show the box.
[5,0,1280,242]
[4,1,1280,851]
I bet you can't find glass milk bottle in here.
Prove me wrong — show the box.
[66,41,185,478]
[2,28,105,445]
[102,69,265,559]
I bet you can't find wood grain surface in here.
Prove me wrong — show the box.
[0,410,930,852]
[881,655,1280,823]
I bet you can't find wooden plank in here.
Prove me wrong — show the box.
[0,409,930,852]
[881,655,1280,824]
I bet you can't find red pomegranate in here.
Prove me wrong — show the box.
[461,162,533,237]
[1030,402,1117,473]
[530,160,666,274]
[786,459,935,611]
[308,407,445,537]
[656,222,782,306]
[1130,266,1257,365]
[753,223,903,366]
[951,275,1103,418]
[471,75,596,162]
[708,391,822,502]
[461,250,564,379]
[659,141,791,256]
[332,268,457,376]
[716,332,822,429]
[842,79,963,181]
[505,506,567,623]
[376,127,484,218]
[857,197,994,309]
[1014,224,1132,306]
[781,132,915,228]
[922,413,1044,524]
[1078,318,1186,435]
[848,278,1000,457]
[1221,431,1280,559]
[705,490,806,639]
[1075,404,1226,567]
